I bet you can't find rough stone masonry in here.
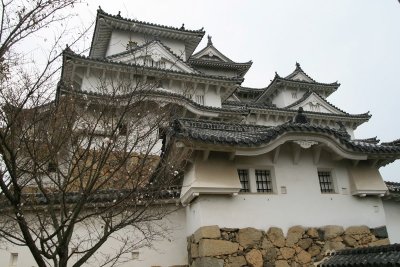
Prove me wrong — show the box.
[187,225,389,267]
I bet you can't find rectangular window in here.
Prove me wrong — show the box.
[237,169,250,192]
[195,95,204,105]
[255,170,272,193]
[318,171,334,193]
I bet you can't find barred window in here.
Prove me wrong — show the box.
[318,171,334,193]
[195,95,204,105]
[237,169,250,192]
[255,170,272,193]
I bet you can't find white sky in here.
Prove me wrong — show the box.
[70,0,400,181]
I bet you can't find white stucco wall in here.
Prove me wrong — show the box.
[0,208,187,267]
[272,89,306,108]
[383,200,400,243]
[105,30,186,59]
[185,147,387,235]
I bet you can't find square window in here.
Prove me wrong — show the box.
[237,169,250,192]
[318,171,334,193]
[118,123,128,136]
[47,161,57,173]
[255,170,272,193]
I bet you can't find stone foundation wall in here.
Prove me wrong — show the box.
[188,225,389,267]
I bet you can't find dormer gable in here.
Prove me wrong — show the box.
[285,62,316,83]
[286,91,347,115]
[191,36,233,63]
[107,41,198,73]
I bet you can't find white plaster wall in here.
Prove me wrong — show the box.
[0,209,187,267]
[383,200,400,243]
[106,30,186,59]
[272,89,306,108]
[194,67,237,77]
[185,147,386,234]
[204,88,222,107]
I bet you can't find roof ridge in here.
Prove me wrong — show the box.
[97,7,205,34]
[63,49,244,83]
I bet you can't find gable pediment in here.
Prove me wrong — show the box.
[108,41,197,73]
[290,72,314,83]
[192,46,233,63]
[288,92,345,115]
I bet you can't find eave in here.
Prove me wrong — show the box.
[89,8,205,59]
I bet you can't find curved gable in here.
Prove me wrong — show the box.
[287,92,346,115]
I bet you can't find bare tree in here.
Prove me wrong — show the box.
[0,1,187,267]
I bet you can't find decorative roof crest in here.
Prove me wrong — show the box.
[207,35,213,46]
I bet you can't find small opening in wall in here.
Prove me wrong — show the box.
[9,253,18,267]
[280,186,287,194]
[131,251,139,260]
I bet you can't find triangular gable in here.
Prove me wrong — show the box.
[287,92,346,115]
[107,41,197,73]
[285,62,316,83]
[191,37,233,63]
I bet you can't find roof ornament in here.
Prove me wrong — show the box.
[295,62,301,69]
[207,35,213,46]
[98,6,102,11]
[117,11,121,18]
[336,121,351,139]
[180,23,185,30]
[293,107,309,124]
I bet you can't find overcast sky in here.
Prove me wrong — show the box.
[71,0,400,181]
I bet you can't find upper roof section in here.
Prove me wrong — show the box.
[188,36,253,78]
[254,63,340,105]
[89,7,205,60]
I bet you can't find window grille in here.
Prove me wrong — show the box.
[255,170,272,192]
[48,162,57,173]
[237,169,250,192]
[318,171,334,193]
[118,123,128,135]
[184,94,193,100]
[195,95,204,105]
[291,92,298,99]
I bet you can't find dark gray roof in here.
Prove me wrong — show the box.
[386,181,400,193]
[169,118,400,155]
[188,58,252,77]
[319,244,400,267]
[63,49,244,83]
[89,8,205,59]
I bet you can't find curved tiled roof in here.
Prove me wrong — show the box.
[285,62,317,82]
[89,8,205,59]
[170,118,400,155]
[284,90,356,115]
[63,49,244,83]
[385,181,400,193]
[59,86,248,116]
[188,58,252,77]
[222,100,370,120]
[97,8,205,34]
[319,244,400,267]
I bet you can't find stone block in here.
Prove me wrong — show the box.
[286,226,305,247]
[369,238,390,247]
[343,235,357,247]
[266,227,286,248]
[275,260,290,267]
[324,241,345,251]
[296,250,311,264]
[237,227,263,248]
[263,247,278,262]
[280,247,295,259]
[191,257,223,267]
[261,238,274,250]
[298,238,313,250]
[194,225,221,243]
[198,239,239,257]
[225,256,247,267]
[307,245,321,257]
[344,226,370,236]
[322,225,344,240]
[190,243,199,258]
[307,228,319,239]
[245,249,263,267]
